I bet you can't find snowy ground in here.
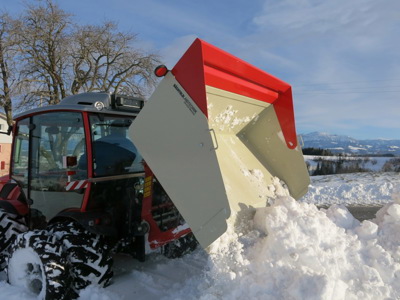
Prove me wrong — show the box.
[1,172,400,300]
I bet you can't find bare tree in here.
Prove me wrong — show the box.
[1,0,160,114]
[16,0,71,108]
[0,13,19,126]
[71,22,159,97]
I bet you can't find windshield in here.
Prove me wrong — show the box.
[88,114,143,177]
[12,111,87,220]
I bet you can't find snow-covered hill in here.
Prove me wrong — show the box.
[0,172,400,300]
[301,132,400,156]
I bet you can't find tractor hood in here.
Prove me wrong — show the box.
[130,38,310,249]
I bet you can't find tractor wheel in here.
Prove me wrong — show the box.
[0,209,28,270]
[6,230,70,300]
[49,221,113,294]
[163,233,199,259]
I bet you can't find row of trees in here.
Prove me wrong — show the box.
[382,158,400,172]
[302,148,334,156]
[307,156,400,175]
[0,0,160,126]
[310,159,369,176]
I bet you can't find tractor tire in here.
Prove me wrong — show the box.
[163,233,199,259]
[6,230,70,300]
[0,209,28,271]
[49,221,113,294]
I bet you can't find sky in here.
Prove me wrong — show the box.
[1,0,400,140]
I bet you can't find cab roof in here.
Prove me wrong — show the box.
[14,92,144,120]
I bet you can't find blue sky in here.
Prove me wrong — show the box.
[2,0,400,140]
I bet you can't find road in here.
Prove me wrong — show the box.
[347,206,382,221]
[317,205,382,222]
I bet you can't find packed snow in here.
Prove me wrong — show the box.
[0,172,400,300]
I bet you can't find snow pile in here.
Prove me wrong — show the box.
[191,196,400,300]
[1,173,400,299]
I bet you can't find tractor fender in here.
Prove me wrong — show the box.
[0,199,29,217]
[0,181,29,217]
[0,201,19,215]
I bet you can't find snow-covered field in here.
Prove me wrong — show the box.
[301,172,399,207]
[1,172,400,300]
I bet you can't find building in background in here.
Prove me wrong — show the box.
[0,114,12,176]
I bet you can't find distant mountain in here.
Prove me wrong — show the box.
[300,132,400,156]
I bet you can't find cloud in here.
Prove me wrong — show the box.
[238,0,400,138]
[153,0,400,138]
[40,0,399,139]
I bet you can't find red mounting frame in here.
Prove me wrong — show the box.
[141,164,191,249]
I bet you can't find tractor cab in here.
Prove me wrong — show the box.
[12,110,90,223]
[6,92,190,249]
[9,93,146,226]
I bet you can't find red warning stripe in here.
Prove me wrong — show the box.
[66,180,88,191]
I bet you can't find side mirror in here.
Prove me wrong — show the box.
[63,156,78,168]
[0,125,13,136]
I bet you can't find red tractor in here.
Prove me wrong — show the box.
[0,39,310,299]
[0,91,198,298]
